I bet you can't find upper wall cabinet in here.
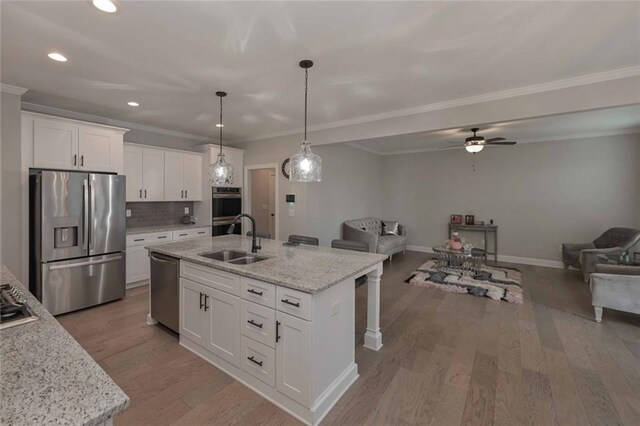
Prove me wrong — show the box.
[24,112,127,174]
[124,143,203,202]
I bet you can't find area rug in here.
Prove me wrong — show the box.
[405,260,524,304]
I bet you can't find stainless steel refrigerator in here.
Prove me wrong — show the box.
[29,170,126,315]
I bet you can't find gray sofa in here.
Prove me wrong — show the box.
[562,227,640,283]
[590,263,640,322]
[343,217,407,259]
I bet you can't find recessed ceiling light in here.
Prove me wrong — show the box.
[127,101,139,107]
[92,0,117,13]
[216,123,224,128]
[47,52,67,62]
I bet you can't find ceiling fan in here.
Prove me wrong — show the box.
[448,128,517,153]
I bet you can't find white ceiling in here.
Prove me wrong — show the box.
[1,1,639,143]
[347,105,640,154]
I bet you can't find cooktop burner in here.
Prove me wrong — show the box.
[0,283,38,330]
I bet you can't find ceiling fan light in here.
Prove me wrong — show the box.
[465,144,484,153]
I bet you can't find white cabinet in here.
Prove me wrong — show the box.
[276,311,312,407]
[164,152,203,201]
[206,287,241,367]
[27,113,126,173]
[222,148,244,188]
[180,278,209,345]
[124,145,165,201]
[126,246,149,284]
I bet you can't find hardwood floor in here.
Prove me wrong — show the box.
[57,251,640,425]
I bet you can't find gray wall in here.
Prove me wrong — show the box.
[238,139,384,246]
[380,134,640,261]
[1,92,24,277]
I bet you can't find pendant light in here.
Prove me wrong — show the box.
[208,91,234,185]
[290,60,322,182]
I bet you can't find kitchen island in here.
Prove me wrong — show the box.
[0,265,129,426]
[146,235,386,425]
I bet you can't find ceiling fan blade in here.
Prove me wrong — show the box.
[485,137,505,142]
[486,141,517,145]
[446,140,464,143]
[438,145,463,150]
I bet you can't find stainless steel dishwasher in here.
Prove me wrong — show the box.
[150,252,179,333]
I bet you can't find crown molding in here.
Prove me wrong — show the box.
[349,128,640,156]
[1,84,28,95]
[21,102,217,143]
[239,65,640,143]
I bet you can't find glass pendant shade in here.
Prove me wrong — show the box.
[208,152,234,185]
[290,141,321,182]
[465,144,484,153]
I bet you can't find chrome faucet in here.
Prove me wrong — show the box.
[227,213,261,253]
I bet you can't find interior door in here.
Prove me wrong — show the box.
[183,153,202,201]
[163,151,184,201]
[79,128,112,172]
[123,145,143,201]
[89,174,126,256]
[207,287,241,367]
[142,148,165,201]
[268,172,276,238]
[33,118,79,170]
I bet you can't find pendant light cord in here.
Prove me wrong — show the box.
[304,68,308,141]
[219,95,223,155]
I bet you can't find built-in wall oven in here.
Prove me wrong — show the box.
[212,187,242,236]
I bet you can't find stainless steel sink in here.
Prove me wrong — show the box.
[199,250,268,265]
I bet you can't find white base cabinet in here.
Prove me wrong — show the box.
[177,261,358,425]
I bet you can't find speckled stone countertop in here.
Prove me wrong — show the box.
[0,265,129,426]
[147,235,387,293]
[127,223,210,235]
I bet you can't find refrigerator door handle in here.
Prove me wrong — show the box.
[48,255,123,271]
[89,181,96,251]
[83,179,89,250]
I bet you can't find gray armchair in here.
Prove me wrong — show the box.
[590,263,640,322]
[562,227,640,283]
[343,217,407,259]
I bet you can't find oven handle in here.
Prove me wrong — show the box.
[213,193,242,199]
[213,219,236,226]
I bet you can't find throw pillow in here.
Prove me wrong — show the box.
[382,220,399,235]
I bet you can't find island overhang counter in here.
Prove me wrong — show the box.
[146,235,386,425]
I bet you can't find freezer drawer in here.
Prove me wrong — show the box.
[42,253,125,315]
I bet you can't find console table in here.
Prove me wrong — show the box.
[448,223,498,261]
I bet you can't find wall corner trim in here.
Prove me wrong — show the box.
[1,84,28,95]
[405,245,565,269]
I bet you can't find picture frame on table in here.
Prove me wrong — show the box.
[450,214,463,225]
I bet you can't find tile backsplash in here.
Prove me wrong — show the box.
[126,202,195,228]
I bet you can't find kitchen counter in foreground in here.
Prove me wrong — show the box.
[146,234,387,293]
[0,265,129,426]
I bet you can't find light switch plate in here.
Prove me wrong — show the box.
[125,209,131,217]
[184,207,189,214]
[288,209,295,217]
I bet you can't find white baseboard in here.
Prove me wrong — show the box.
[405,245,564,269]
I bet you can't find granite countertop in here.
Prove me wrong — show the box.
[0,266,129,426]
[147,235,387,293]
[127,223,210,235]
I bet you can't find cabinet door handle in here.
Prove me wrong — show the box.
[73,154,77,166]
[199,292,204,310]
[181,190,184,198]
[134,238,144,242]
[144,189,147,198]
[247,288,263,296]
[281,299,300,308]
[247,356,263,367]
[204,294,209,311]
[139,189,142,199]
[276,320,281,343]
[185,190,188,198]
[247,319,263,329]
[81,155,84,167]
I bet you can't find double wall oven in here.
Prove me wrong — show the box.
[212,187,242,236]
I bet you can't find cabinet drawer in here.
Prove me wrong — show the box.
[126,231,172,247]
[172,227,210,241]
[241,300,276,349]
[180,261,240,295]
[276,287,312,321]
[241,278,276,309]
[241,336,275,388]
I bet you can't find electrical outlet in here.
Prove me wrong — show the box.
[125,209,131,218]
[184,207,189,214]
[331,301,341,317]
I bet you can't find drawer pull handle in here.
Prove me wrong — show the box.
[179,233,188,237]
[247,356,263,367]
[247,288,263,296]
[281,299,300,308]
[158,236,168,239]
[247,319,263,329]
[276,321,281,343]
[134,238,144,242]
